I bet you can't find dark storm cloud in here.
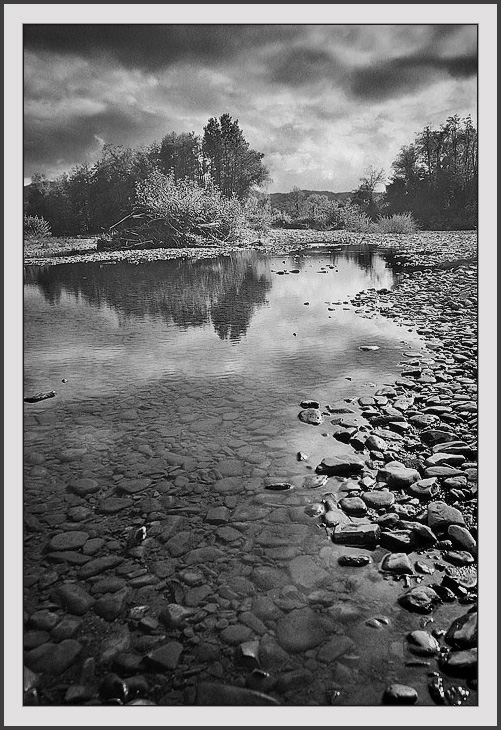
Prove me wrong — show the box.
[350,52,477,101]
[24,105,166,174]
[270,47,342,86]
[23,24,303,71]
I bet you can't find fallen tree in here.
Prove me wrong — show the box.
[97,170,246,251]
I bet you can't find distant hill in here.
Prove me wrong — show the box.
[269,190,352,207]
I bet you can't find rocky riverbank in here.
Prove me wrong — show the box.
[23,231,478,707]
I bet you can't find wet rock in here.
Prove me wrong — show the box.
[93,588,129,621]
[444,550,475,566]
[205,506,230,524]
[427,672,446,704]
[25,639,82,674]
[97,498,131,514]
[338,496,367,516]
[316,456,364,477]
[380,530,414,552]
[52,583,95,616]
[288,555,329,589]
[300,399,320,409]
[264,481,293,491]
[144,642,183,671]
[399,585,441,614]
[406,630,440,656]
[48,530,89,551]
[252,566,289,590]
[447,525,476,555]
[424,466,464,479]
[159,604,195,629]
[216,459,244,476]
[333,523,380,548]
[235,640,261,669]
[365,434,388,452]
[445,612,477,649]
[408,477,439,500]
[338,554,370,567]
[299,408,324,425]
[317,635,357,663]
[377,461,420,488]
[24,631,51,650]
[194,681,280,705]
[439,648,477,678]
[380,552,413,574]
[361,490,395,509]
[427,501,465,532]
[425,453,466,467]
[382,684,418,704]
[302,475,329,492]
[50,617,81,641]
[276,669,314,693]
[251,596,283,622]
[185,547,224,564]
[29,610,60,631]
[116,477,151,495]
[420,429,456,446]
[275,607,327,652]
[99,673,129,702]
[411,523,438,548]
[79,555,123,579]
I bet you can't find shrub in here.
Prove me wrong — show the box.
[373,212,418,234]
[24,214,51,238]
[339,204,373,232]
[243,196,272,233]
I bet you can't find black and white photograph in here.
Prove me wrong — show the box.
[5,4,497,726]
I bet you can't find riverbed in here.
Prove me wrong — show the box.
[20,231,481,711]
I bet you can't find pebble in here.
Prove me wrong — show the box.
[382,684,418,704]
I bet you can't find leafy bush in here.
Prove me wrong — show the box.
[339,204,373,232]
[24,214,51,238]
[373,212,418,233]
[243,196,272,233]
[104,170,246,248]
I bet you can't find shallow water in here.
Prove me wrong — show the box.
[23,246,472,706]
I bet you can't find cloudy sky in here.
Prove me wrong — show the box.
[24,23,477,192]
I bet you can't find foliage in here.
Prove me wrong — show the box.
[338,204,373,232]
[242,195,272,233]
[385,115,477,229]
[372,212,418,234]
[202,114,270,200]
[25,114,270,237]
[351,166,386,220]
[24,214,51,238]
[102,170,246,249]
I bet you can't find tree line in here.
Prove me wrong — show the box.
[25,113,477,237]
[24,114,270,236]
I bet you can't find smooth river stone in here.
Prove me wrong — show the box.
[361,490,395,509]
[288,555,329,589]
[377,461,421,488]
[275,607,327,652]
[298,408,324,425]
[24,640,82,674]
[48,531,89,551]
[445,612,477,649]
[406,630,440,656]
[315,456,365,477]
[383,684,418,705]
[427,501,465,532]
[116,478,151,494]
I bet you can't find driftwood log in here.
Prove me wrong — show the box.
[24,390,57,403]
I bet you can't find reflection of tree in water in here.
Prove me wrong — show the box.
[24,253,272,342]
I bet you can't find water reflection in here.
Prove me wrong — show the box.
[24,252,272,342]
[24,245,391,344]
